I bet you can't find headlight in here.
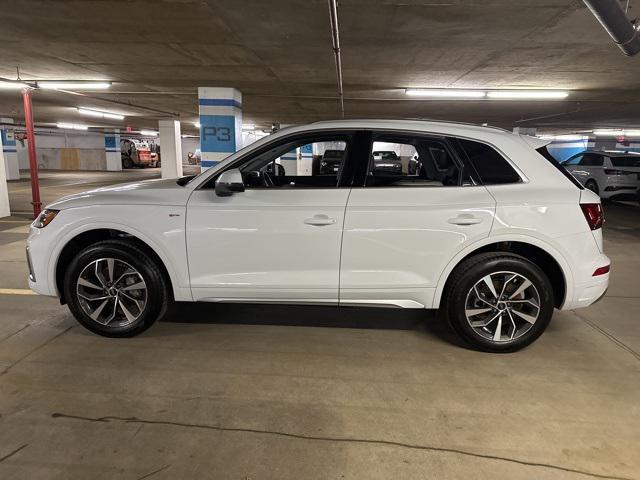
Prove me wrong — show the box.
[33,209,59,228]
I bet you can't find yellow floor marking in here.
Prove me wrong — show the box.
[0,288,36,295]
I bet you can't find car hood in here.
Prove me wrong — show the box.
[47,178,192,210]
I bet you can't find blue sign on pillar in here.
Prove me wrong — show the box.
[198,88,242,170]
[1,118,19,180]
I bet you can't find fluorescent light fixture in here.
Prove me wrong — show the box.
[38,81,112,90]
[593,129,625,136]
[555,134,588,141]
[57,122,88,131]
[0,80,30,90]
[194,122,200,128]
[487,90,568,99]
[623,129,640,136]
[140,130,158,136]
[77,107,124,120]
[242,124,256,130]
[405,89,486,98]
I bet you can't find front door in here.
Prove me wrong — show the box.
[186,131,357,304]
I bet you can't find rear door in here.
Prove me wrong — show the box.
[339,131,496,308]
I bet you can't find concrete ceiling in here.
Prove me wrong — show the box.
[1,0,640,134]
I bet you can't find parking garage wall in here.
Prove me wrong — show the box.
[17,130,106,170]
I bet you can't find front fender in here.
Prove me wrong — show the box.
[40,205,192,301]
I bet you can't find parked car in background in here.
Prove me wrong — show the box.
[318,149,345,174]
[561,150,640,199]
[26,120,609,352]
[372,150,403,173]
[121,138,157,168]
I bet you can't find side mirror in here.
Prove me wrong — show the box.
[215,168,245,197]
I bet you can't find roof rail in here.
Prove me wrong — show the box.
[311,117,511,134]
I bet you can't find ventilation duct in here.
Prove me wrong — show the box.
[583,0,640,56]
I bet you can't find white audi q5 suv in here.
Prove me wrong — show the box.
[26,120,610,352]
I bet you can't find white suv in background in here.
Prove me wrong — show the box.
[26,120,610,352]
[562,150,640,199]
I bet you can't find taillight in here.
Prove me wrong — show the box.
[580,203,604,230]
[604,169,628,175]
[593,265,610,276]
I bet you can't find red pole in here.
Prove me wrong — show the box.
[22,88,41,218]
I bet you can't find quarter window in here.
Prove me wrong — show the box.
[458,139,521,184]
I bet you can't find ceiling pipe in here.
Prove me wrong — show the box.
[582,0,640,56]
[327,0,345,118]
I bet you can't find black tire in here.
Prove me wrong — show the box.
[585,180,599,195]
[63,240,169,337]
[443,253,554,352]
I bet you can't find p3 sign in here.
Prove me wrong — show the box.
[200,115,236,153]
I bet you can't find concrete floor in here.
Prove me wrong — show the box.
[0,170,639,480]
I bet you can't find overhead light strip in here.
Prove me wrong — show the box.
[38,81,112,90]
[405,89,569,100]
[140,130,158,136]
[0,80,31,90]
[57,122,89,131]
[77,107,124,120]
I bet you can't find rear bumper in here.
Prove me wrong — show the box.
[561,253,610,310]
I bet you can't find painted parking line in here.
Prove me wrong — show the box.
[0,288,36,295]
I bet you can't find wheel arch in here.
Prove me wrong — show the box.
[52,225,182,304]
[432,236,572,309]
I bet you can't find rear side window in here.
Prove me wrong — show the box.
[611,156,640,168]
[457,139,521,184]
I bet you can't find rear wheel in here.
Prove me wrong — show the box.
[585,179,599,195]
[64,240,169,337]
[444,253,554,352]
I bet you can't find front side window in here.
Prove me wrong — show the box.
[238,136,350,189]
[458,139,521,184]
[581,153,603,166]
[365,136,470,187]
[563,154,583,165]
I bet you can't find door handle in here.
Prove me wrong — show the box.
[448,214,482,226]
[304,214,336,226]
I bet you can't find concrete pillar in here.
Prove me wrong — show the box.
[298,144,313,176]
[0,132,10,218]
[104,129,121,171]
[279,149,298,175]
[1,118,20,180]
[198,87,242,170]
[158,120,183,179]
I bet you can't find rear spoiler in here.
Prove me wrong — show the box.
[520,135,552,149]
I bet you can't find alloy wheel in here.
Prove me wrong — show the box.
[76,258,147,327]
[464,271,541,343]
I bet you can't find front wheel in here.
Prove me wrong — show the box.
[443,253,554,352]
[64,240,169,337]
